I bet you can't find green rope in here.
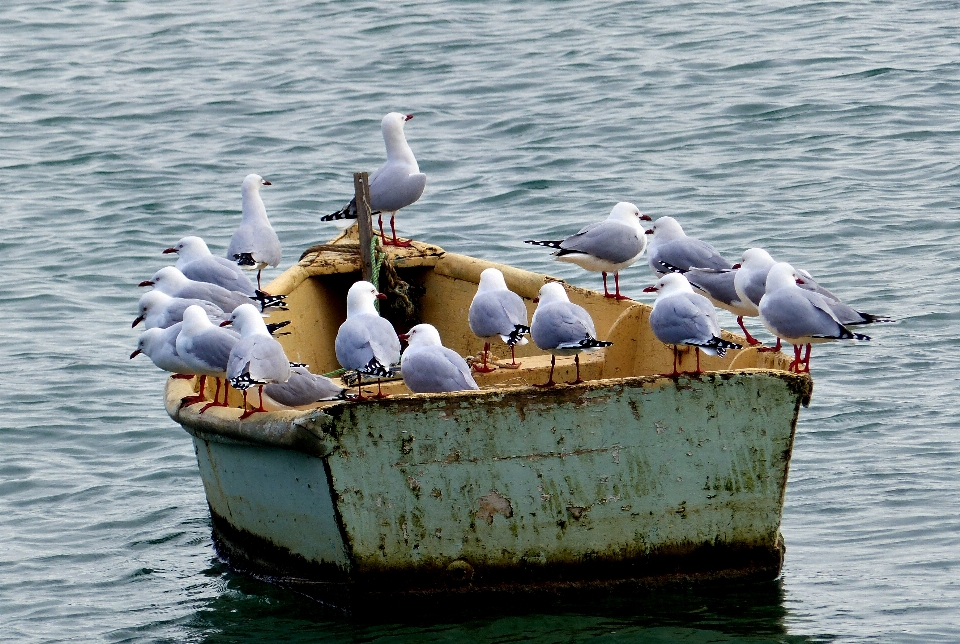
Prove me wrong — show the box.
[321,367,346,378]
[370,236,385,311]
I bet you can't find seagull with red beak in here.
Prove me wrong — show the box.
[334,281,401,400]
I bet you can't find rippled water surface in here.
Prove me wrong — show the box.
[3,1,959,642]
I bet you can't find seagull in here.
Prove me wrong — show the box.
[175,305,240,412]
[263,366,348,407]
[653,264,760,346]
[468,267,530,372]
[646,216,732,275]
[223,303,292,419]
[163,235,288,310]
[139,266,260,313]
[226,174,281,288]
[530,281,612,386]
[335,281,401,400]
[133,290,225,330]
[321,112,426,247]
[398,324,479,394]
[643,273,743,375]
[524,202,651,300]
[130,323,193,379]
[758,262,870,373]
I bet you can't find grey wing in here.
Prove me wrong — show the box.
[367,316,401,366]
[181,258,256,296]
[655,238,732,272]
[740,267,769,307]
[247,336,291,383]
[469,291,527,338]
[264,367,344,406]
[532,303,595,350]
[684,268,740,308]
[690,292,722,337]
[196,328,237,372]
[649,296,715,346]
[168,298,225,325]
[558,222,646,264]
[402,347,479,393]
[761,290,844,339]
[797,270,843,302]
[335,319,375,370]
[369,161,426,212]
[227,222,281,267]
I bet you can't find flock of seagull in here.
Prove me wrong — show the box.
[131,111,890,418]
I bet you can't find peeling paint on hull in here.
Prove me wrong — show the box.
[180,371,803,602]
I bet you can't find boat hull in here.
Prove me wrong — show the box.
[177,370,806,600]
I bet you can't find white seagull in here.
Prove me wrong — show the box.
[130,323,193,379]
[263,366,348,407]
[223,303,292,419]
[525,202,651,300]
[468,267,530,372]
[226,174,281,289]
[530,282,612,386]
[399,324,479,394]
[133,290,225,330]
[334,281,401,399]
[174,305,240,412]
[322,112,426,247]
[758,263,870,373]
[643,273,742,375]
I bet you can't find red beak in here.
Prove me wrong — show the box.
[262,180,272,185]
[644,228,654,235]
[639,214,652,221]
[138,280,153,287]
[162,248,177,254]
[731,263,741,269]
[398,333,410,341]
[795,278,805,285]
[405,114,414,121]
[219,320,232,327]
[130,348,142,359]
[376,293,387,300]
[132,316,144,328]
[642,286,658,293]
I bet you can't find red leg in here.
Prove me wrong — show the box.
[510,344,520,367]
[374,377,390,399]
[172,373,194,380]
[737,316,762,346]
[671,346,680,376]
[199,378,222,413]
[758,337,782,353]
[694,348,702,374]
[354,378,370,402]
[801,344,812,373]
[239,385,269,419]
[387,214,413,247]
[613,272,631,301]
[377,213,387,245]
[534,355,556,387]
[787,345,803,372]
[179,375,208,409]
[566,354,584,384]
[257,270,262,290]
[602,272,613,298]
[473,341,496,373]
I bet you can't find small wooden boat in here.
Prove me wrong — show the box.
[165,224,812,603]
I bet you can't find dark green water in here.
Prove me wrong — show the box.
[3,1,959,642]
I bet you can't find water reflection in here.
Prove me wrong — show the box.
[185,559,833,643]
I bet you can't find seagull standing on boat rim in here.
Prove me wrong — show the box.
[468,267,530,373]
[222,303,292,419]
[175,305,241,413]
[758,262,870,373]
[263,366,349,407]
[399,324,479,394]
[643,273,742,376]
[335,281,402,400]
[530,282,612,387]
[524,202,651,300]
[321,112,426,247]
[733,247,892,354]
[226,174,281,289]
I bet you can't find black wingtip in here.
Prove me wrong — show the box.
[524,239,564,249]
[254,290,288,312]
[655,259,686,274]
[233,252,257,267]
[506,324,531,346]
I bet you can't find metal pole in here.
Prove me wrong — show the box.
[354,172,374,283]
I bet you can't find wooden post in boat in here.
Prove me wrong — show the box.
[353,172,375,284]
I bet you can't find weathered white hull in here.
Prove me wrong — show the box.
[172,370,807,600]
